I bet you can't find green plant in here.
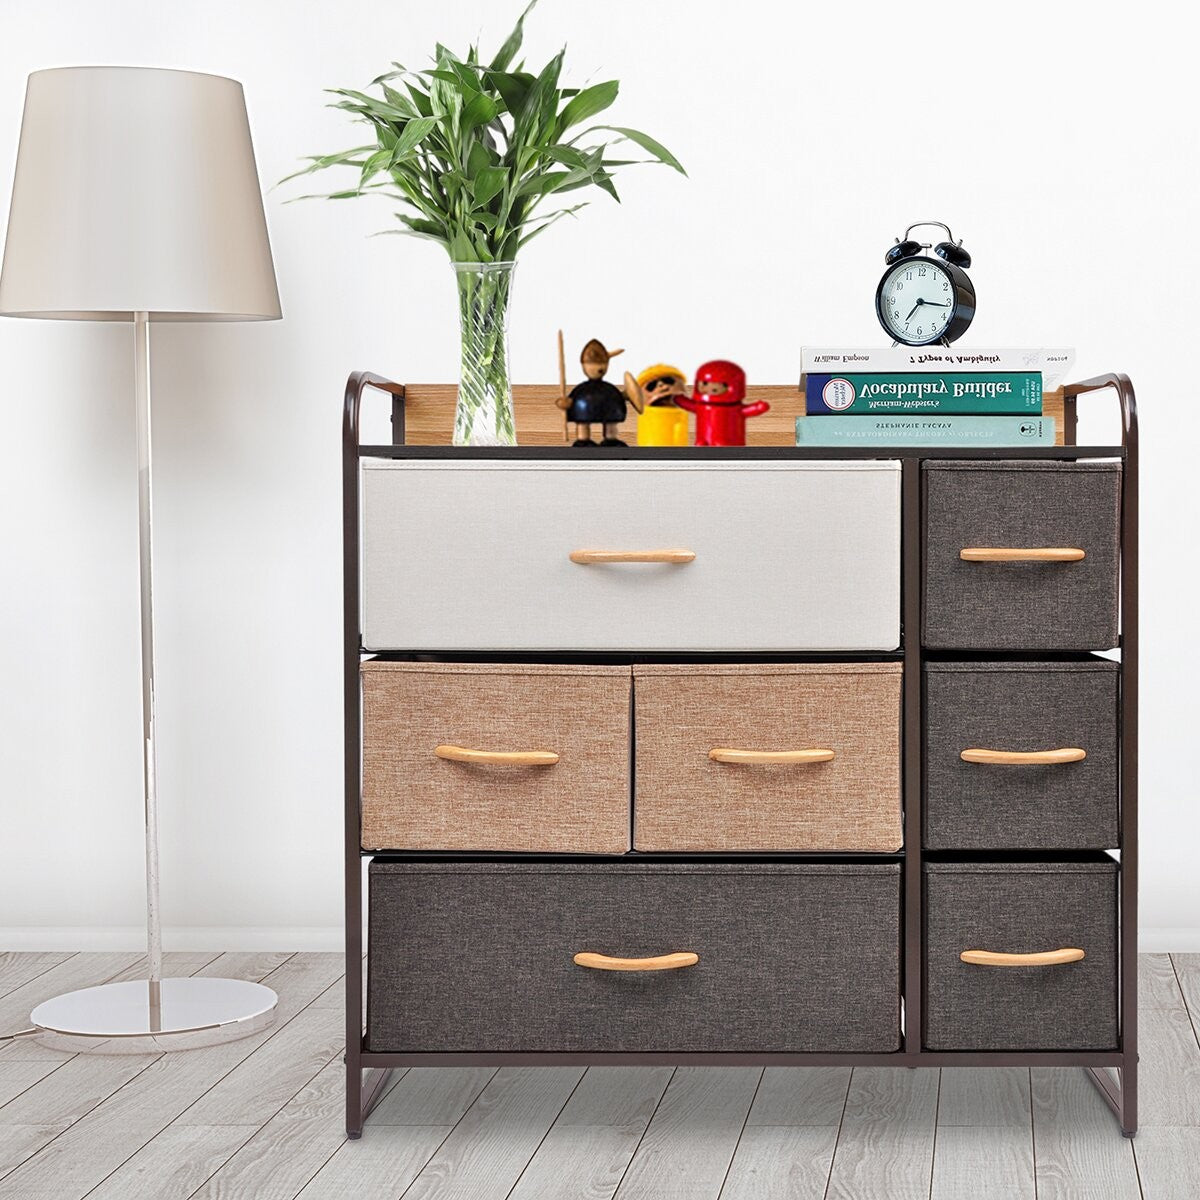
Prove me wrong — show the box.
[283,0,685,263]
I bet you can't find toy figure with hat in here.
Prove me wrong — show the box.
[635,364,690,447]
[676,359,770,446]
[556,331,644,446]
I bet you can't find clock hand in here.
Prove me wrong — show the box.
[905,301,921,321]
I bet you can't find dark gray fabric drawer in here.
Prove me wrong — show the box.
[924,660,1119,850]
[924,859,1118,1051]
[367,860,900,1053]
[923,461,1121,650]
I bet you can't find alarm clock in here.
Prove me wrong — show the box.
[875,221,975,347]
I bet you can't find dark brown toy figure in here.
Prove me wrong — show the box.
[556,331,644,446]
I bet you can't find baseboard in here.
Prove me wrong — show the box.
[0,926,347,952]
[5,925,1199,954]
[1138,928,1200,953]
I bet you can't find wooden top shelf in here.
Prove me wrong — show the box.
[396,383,1068,448]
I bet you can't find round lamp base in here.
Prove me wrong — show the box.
[30,977,278,1054]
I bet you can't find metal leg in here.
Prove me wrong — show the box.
[1086,1065,1137,1137]
[346,1059,363,1139]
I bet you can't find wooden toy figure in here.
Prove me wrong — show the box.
[676,359,769,446]
[635,364,690,447]
[557,331,644,446]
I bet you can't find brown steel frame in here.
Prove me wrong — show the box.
[343,372,1138,1138]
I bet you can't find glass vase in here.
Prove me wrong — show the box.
[453,261,517,446]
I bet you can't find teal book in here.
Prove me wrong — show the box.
[805,371,1042,415]
[794,415,1057,447]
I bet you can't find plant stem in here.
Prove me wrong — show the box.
[453,262,517,446]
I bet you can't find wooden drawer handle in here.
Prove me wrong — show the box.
[960,547,1086,562]
[709,748,836,765]
[961,948,1086,968]
[434,744,559,766]
[960,747,1087,765]
[569,549,696,565]
[573,951,699,972]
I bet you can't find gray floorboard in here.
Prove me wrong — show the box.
[613,1067,762,1200]
[931,1124,1036,1200]
[401,1066,586,1200]
[823,1067,939,1200]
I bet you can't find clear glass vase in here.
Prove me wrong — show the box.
[453,261,517,446]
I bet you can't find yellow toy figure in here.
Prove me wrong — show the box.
[635,364,690,446]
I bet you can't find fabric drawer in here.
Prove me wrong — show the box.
[360,662,631,853]
[367,860,901,1053]
[924,659,1119,850]
[922,461,1121,650]
[632,663,903,851]
[360,460,901,652]
[924,859,1118,1051]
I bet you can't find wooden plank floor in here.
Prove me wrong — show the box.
[0,953,1196,1198]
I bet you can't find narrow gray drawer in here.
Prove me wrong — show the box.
[924,659,1119,850]
[367,860,900,1053]
[924,859,1118,1051]
[923,461,1121,650]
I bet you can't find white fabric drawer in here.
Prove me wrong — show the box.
[360,459,901,651]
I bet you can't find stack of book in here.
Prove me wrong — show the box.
[796,348,1074,446]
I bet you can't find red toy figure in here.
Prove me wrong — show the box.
[676,360,769,446]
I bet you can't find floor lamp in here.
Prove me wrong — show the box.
[0,67,283,1049]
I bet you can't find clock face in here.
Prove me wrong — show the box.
[879,258,957,345]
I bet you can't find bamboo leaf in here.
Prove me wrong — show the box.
[483,70,533,116]
[380,84,419,118]
[524,49,564,136]
[391,114,439,161]
[467,140,497,179]
[518,202,585,247]
[586,125,686,174]
[370,62,407,85]
[326,88,411,121]
[449,229,476,260]
[360,146,394,185]
[405,83,433,117]
[514,169,572,199]
[448,58,483,93]
[594,173,620,201]
[277,146,375,184]
[424,69,466,87]
[372,227,446,244]
[439,169,467,198]
[490,0,537,71]
[460,91,499,135]
[540,145,588,168]
[398,213,446,236]
[556,80,618,132]
[471,165,507,206]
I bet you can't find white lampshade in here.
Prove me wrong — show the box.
[0,66,281,321]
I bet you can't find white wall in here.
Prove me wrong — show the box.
[1,0,1196,950]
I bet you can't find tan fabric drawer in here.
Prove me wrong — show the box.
[361,662,631,853]
[632,663,903,852]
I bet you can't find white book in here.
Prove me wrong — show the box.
[800,347,1076,391]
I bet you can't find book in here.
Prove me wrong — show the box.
[794,415,1057,447]
[806,372,1042,416]
[801,347,1075,391]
